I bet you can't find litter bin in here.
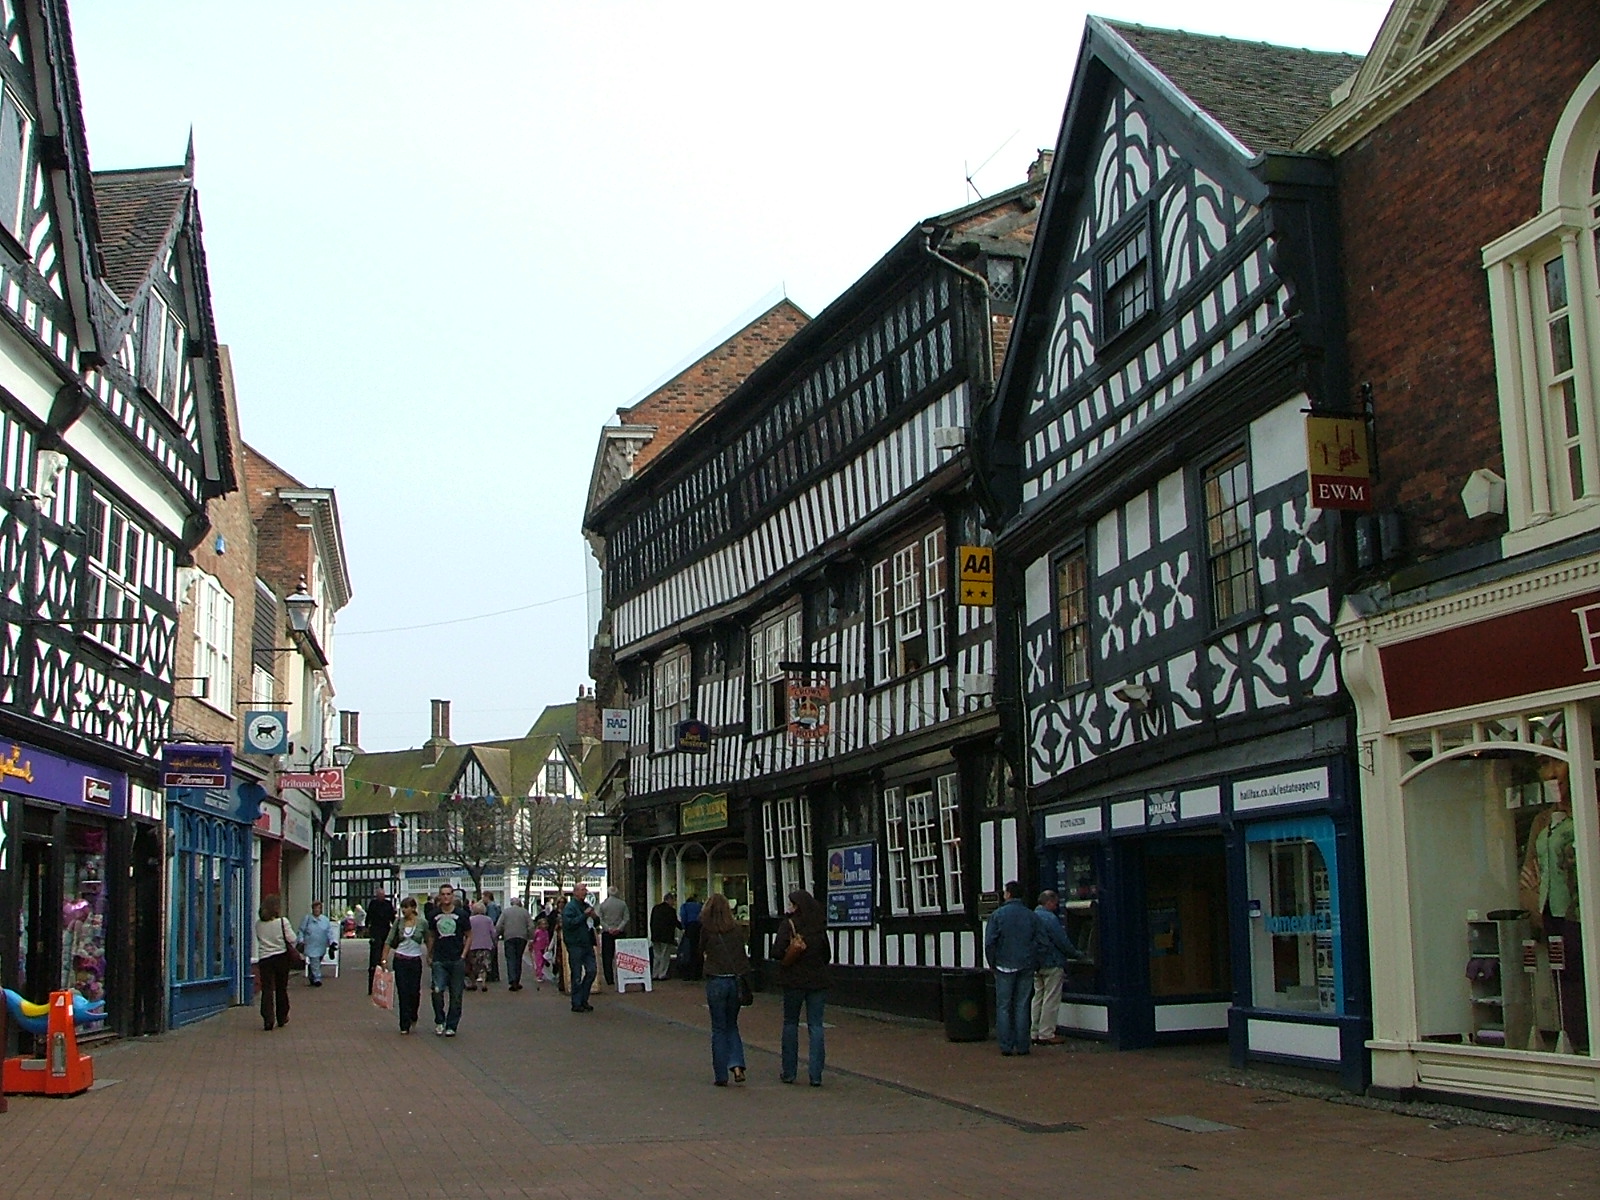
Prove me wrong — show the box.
[941,969,989,1042]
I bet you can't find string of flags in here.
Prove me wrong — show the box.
[344,776,586,806]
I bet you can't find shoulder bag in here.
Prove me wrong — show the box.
[282,918,306,967]
[738,973,755,1007]
[780,919,807,968]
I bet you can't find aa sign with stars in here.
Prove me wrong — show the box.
[957,545,994,606]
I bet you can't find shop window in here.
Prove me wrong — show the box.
[1201,449,1257,624]
[1048,846,1102,994]
[61,824,108,1020]
[870,527,947,684]
[1402,729,1591,1056]
[1246,817,1341,1015]
[651,644,690,751]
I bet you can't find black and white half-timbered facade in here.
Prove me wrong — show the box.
[0,1,233,1038]
[588,168,1046,1014]
[978,21,1369,1085]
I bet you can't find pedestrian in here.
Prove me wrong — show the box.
[773,889,831,1086]
[366,886,396,995]
[380,897,428,1034]
[426,883,470,1036]
[530,916,553,988]
[677,892,704,981]
[597,887,630,987]
[352,900,367,936]
[467,901,496,990]
[252,893,297,1032]
[495,896,534,991]
[298,900,334,986]
[1031,889,1081,1046]
[698,892,749,1086]
[562,883,599,1013]
[483,892,503,982]
[649,891,681,980]
[984,880,1038,1056]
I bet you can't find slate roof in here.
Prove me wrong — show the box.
[338,733,567,818]
[1107,21,1362,156]
[91,166,190,301]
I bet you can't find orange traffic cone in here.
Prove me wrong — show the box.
[2,990,95,1097]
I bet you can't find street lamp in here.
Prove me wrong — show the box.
[284,584,316,635]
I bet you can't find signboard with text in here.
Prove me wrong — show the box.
[786,679,830,743]
[957,545,995,606]
[826,843,875,927]
[613,937,653,993]
[601,709,631,743]
[161,743,233,789]
[679,792,728,835]
[277,767,345,800]
[1306,414,1372,510]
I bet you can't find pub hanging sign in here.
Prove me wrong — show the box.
[1305,413,1373,510]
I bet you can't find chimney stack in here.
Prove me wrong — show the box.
[576,685,599,742]
[429,698,452,744]
[338,709,361,752]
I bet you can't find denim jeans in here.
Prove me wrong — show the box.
[431,958,466,1030]
[705,975,746,1083]
[503,938,527,988]
[568,942,597,1009]
[781,987,826,1084]
[993,969,1034,1054]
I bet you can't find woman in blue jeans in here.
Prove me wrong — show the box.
[773,889,831,1086]
[698,893,750,1086]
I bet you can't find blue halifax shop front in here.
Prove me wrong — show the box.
[1035,756,1370,1090]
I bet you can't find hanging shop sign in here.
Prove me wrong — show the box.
[277,767,345,800]
[786,679,830,743]
[674,719,713,754]
[0,739,127,819]
[161,743,233,790]
[679,792,728,835]
[1305,414,1372,510]
[601,709,631,743]
[826,843,875,927]
[957,544,995,606]
[584,813,622,838]
[283,805,314,850]
[241,710,290,756]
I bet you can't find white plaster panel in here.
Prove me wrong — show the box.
[1001,817,1018,885]
[1124,491,1152,558]
[1059,1002,1110,1033]
[1247,1018,1341,1062]
[1154,1001,1229,1032]
[980,820,996,894]
[1096,510,1121,572]
[1157,470,1186,541]
[1250,393,1309,489]
[1024,556,1051,624]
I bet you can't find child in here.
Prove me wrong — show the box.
[530,916,552,989]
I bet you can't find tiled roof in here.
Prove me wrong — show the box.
[91,166,190,301]
[1107,22,1363,155]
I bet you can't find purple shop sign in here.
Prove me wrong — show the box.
[0,739,127,819]
[161,743,233,789]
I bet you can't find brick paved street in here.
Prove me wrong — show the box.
[3,945,1598,1199]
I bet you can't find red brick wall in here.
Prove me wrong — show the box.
[243,445,313,599]
[627,300,809,473]
[1338,0,1600,559]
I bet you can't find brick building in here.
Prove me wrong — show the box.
[1315,0,1600,1117]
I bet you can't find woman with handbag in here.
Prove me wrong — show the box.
[774,889,831,1086]
[252,894,300,1032]
[381,897,429,1033]
[698,893,750,1086]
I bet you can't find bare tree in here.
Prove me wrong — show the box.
[418,795,516,898]
[512,799,606,900]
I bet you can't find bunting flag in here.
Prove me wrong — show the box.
[342,775,587,807]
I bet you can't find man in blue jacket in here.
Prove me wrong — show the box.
[984,881,1038,1056]
[1031,889,1081,1045]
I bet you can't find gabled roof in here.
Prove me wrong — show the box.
[91,165,191,302]
[1106,21,1362,157]
[339,733,568,818]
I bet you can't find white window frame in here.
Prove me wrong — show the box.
[83,492,144,663]
[192,572,234,716]
[764,797,813,915]
[749,607,801,734]
[871,526,948,685]
[937,773,963,911]
[0,83,31,240]
[1485,64,1600,556]
[906,789,940,913]
[544,760,568,796]
[883,786,910,915]
[651,644,691,751]
[140,290,187,416]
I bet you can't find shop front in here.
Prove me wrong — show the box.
[0,740,131,1048]
[1340,559,1600,1118]
[166,781,257,1027]
[632,790,751,944]
[1035,754,1369,1089]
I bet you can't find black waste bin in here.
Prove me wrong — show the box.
[941,969,989,1042]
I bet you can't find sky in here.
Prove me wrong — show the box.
[67,0,1390,752]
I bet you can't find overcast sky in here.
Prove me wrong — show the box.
[68,1,1389,752]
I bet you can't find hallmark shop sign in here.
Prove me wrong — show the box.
[161,743,233,789]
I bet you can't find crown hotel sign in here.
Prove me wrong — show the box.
[1306,414,1373,510]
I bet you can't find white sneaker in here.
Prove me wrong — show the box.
[434,1023,445,1035]
[444,1028,457,1037]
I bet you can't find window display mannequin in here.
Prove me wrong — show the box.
[1517,757,1587,1053]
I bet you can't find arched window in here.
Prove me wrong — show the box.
[1485,65,1600,553]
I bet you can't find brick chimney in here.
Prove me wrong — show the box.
[338,709,361,752]
[576,685,599,742]
[1027,149,1053,184]
[423,698,452,764]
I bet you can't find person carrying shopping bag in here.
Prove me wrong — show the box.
[381,897,429,1034]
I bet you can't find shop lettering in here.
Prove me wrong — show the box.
[1265,913,1332,935]
[1575,602,1600,672]
[0,743,35,784]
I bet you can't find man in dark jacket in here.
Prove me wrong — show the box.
[365,886,396,995]
[1030,889,1081,1045]
[984,881,1038,1056]
[649,892,681,980]
[561,884,599,1013]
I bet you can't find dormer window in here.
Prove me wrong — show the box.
[1099,216,1154,342]
[0,83,31,240]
